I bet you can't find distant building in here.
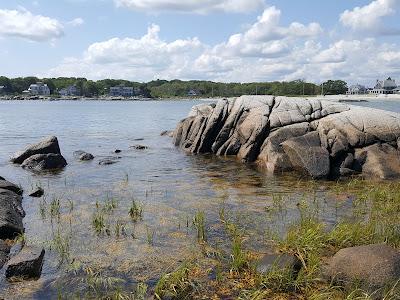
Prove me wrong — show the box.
[59,85,80,97]
[369,77,397,94]
[109,85,134,97]
[0,86,5,94]
[28,82,50,95]
[187,89,198,96]
[346,84,367,95]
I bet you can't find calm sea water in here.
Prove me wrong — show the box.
[0,99,398,299]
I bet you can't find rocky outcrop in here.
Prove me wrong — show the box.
[173,96,400,179]
[5,246,45,280]
[0,179,23,195]
[323,244,400,294]
[11,136,67,172]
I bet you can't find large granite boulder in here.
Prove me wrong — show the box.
[5,246,45,280]
[0,189,25,239]
[10,136,61,164]
[323,244,400,294]
[21,153,67,172]
[173,96,400,179]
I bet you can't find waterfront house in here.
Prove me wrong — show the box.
[59,85,80,97]
[109,85,134,97]
[28,82,51,95]
[369,77,397,95]
[187,89,198,96]
[346,84,367,95]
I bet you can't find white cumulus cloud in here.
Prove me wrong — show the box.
[67,17,85,27]
[114,0,264,14]
[0,7,64,42]
[340,0,400,33]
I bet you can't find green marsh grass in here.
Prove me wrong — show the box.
[193,211,207,243]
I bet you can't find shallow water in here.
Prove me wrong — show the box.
[0,99,398,299]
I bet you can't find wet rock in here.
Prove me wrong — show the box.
[114,149,122,153]
[282,132,330,179]
[133,137,145,141]
[354,143,400,179]
[29,187,44,198]
[256,253,302,275]
[323,244,400,294]
[21,153,67,172]
[0,240,11,269]
[73,150,94,161]
[98,157,120,165]
[5,246,45,280]
[0,179,23,195]
[10,136,61,164]
[0,189,25,239]
[130,144,149,150]
[160,130,174,137]
[0,176,5,180]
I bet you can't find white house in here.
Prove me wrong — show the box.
[109,85,134,97]
[369,77,397,95]
[346,84,367,95]
[28,82,50,95]
[59,85,80,96]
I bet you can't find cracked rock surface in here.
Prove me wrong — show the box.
[173,96,400,179]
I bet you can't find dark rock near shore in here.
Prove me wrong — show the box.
[29,187,44,198]
[0,189,25,239]
[0,179,23,195]
[5,246,45,280]
[10,136,61,164]
[160,130,174,137]
[173,96,400,179]
[73,150,94,161]
[114,149,122,153]
[323,244,400,295]
[21,153,67,171]
[256,253,302,275]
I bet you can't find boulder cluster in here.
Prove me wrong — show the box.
[0,177,45,280]
[10,136,67,172]
[173,96,400,179]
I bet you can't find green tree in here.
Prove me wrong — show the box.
[321,80,348,95]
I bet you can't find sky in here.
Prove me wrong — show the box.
[1,0,400,85]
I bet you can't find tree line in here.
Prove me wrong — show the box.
[0,76,348,97]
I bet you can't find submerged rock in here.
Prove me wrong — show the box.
[21,153,67,171]
[0,179,23,195]
[98,157,120,165]
[173,96,400,179]
[10,136,61,164]
[323,244,400,294]
[73,150,94,161]
[29,187,44,198]
[5,246,45,280]
[130,144,149,150]
[0,189,25,239]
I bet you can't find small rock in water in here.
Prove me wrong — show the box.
[29,187,44,198]
[73,150,94,161]
[0,176,5,180]
[10,136,61,164]
[133,138,145,141]
[130,144,149,150]
[99,157,120,165]
[160,130,173,137]
[0,179,23,195]
[114,149,122,153]
[5,246,45,280]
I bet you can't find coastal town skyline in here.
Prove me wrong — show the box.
[1,0,400,84]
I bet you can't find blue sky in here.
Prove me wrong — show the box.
[1,0,400,85]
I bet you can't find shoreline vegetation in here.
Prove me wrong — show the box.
[0,76,349,99]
